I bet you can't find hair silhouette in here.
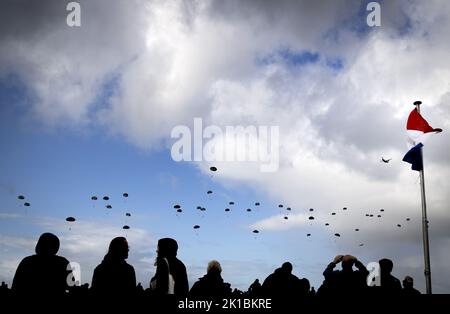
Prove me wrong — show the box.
[12,233,71,296]
[91,237,136,297]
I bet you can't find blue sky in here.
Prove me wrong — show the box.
[1,0,450,293]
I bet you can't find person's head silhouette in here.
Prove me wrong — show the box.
[35,232,60,256]
[106,237,129,260]
[281,262,293,274]
[341,255,356,270]
[207,260,222,275]
[402,276,414,288]
[157,238,178,258]
[379,258,394,275]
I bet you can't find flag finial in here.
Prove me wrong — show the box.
[414,101,422,106]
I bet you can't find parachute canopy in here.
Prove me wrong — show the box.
[123,193,129,198]
[193,225,200,229]
[91,196,98,201]
[66,217,76,222]
[123,225,130,230]
[103,196,109,201]
[18,195,25,200]
[209,166,217,172]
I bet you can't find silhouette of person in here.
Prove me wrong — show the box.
[320,255,369,295]
[248,279,262,297]
[401,276,421,295]
[12,232,72,296]
[150,238,188,296]
[262,262,310,298]
[189,260,232,297]
[91,237,136,296]
[378,258,402,295]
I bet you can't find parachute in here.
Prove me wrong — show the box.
[18,195,25,200]
[252,230,259,234]
[106,205,112,209]
[103,196,109,201]
[24,202,30,207]
[174,205,181,209]
[126,213,131,217]
[66,217,76,222]
[123,225,130,230]
[193,225,200,229]
[308,216,314,220]
[91,196,98,201]
[209,166,217,172]
[123,193,129,198]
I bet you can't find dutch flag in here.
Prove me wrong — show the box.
[402,108,442,171]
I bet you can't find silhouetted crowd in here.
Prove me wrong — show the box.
[0,232,422,305]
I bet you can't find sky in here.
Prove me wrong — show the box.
[1,0,450,293]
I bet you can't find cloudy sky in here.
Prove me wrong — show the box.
[1,0,449,293]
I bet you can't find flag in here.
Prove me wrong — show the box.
[403,143,424,171]
[402,108,442,171]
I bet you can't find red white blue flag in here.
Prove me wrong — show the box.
[403,108,442,171]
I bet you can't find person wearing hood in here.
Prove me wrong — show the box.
[150,238,188,296]
[91,237,136,296]
[189,260,232,297]
[12,232,72,296]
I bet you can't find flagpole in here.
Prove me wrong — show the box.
[414,100,432,294]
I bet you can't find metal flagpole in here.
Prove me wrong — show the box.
[414,100,432,294]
